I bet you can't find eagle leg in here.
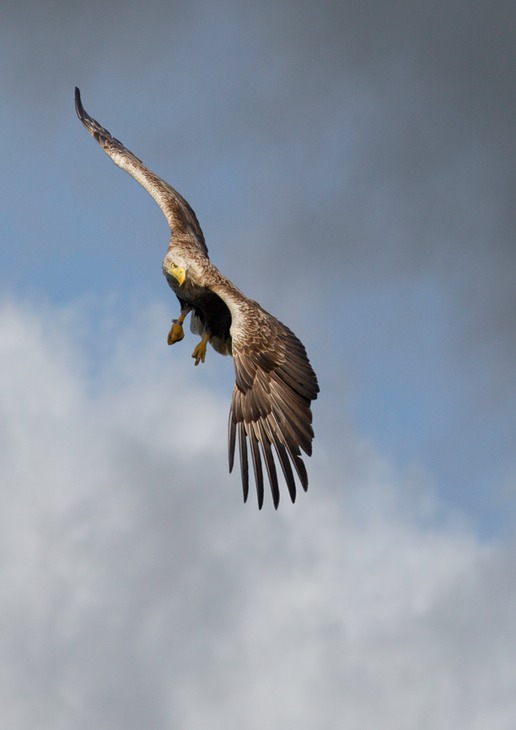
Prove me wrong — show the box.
[167,304,192,345]
[192,332,210,366]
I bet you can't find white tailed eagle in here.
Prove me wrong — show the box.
[75,87,318,508]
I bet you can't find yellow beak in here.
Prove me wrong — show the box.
[168,265,186,286]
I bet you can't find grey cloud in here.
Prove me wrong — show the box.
[1,299,516,729]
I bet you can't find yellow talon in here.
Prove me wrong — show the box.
[167,306,192,346]
[192,334,209,366]
[167,320,185,345]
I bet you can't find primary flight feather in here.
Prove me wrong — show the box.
[75,87,319,509]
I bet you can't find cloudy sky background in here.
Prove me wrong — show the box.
[1,1,515,727]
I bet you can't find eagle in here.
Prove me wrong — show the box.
[75,87,318,509]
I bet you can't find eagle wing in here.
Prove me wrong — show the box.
[225,295,319,509]
[75,87,208,257]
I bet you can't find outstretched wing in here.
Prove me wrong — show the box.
[75,87,208,257]
[227,299,319,509]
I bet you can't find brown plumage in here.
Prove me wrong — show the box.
[75,87,318,508]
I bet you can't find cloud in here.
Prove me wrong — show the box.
[1,298,515,729]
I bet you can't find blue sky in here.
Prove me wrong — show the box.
[1,1,515,727]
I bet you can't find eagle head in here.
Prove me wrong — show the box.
[163,251,188,287]
[167,262,186,287]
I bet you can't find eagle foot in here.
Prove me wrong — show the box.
[192,337,208,366]
[167,320,185,345]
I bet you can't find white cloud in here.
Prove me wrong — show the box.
[0,299,515,730]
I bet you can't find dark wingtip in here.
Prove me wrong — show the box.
[74,86,84,121]
[74,86,101,138]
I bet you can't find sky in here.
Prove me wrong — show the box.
[1,1,515,727]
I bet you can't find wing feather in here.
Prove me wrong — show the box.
[228,411,236,472]
[248,425,264,509]
[238,423,249,503]
[258,422,280,509]
[272,440,297,503]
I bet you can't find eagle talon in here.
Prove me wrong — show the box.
[192,337,208,366]
[167,320,185,345]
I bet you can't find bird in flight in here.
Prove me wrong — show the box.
[75,87,318,509]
